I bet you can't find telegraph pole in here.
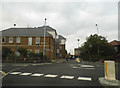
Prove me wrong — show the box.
[43,18,47,62]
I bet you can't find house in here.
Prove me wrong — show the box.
[56,35,66,59]
[1,26,66,61]
[109,40,120,53]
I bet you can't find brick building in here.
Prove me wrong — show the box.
[74,48,78,56]
[1,26,66,61]
[109,40,120,53]
[56,35,66,59]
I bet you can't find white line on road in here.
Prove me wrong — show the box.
[9,72,21,75]
[81,65,94,68]
[60,75,74,79]
[44,74,58,78]
[31,73,44,76]
[78,77,92,81]
[1,66,24,79]
[20,73,32,76]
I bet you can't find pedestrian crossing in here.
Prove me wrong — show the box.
[9,71,92,81]
[60,75,74,79]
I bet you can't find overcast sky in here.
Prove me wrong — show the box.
[0,0,119,55]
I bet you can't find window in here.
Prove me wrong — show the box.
[35,50,39,53]
[9,37,13,43]
[59,46,62,50]
[28,37,32,46]
[2,37,6,43]
[36,37,40,45]
[16,37,20,43]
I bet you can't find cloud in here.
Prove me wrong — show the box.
[0,1,118,54]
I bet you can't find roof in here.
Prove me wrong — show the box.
[39,26,57,35]
[58,35,66,40]
[109,40,120,46]
[2,27,53,37]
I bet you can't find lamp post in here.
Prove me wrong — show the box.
[96,23,99,54]
[77,39,80,58]
[96,23,98,35]
[43,18,47,62]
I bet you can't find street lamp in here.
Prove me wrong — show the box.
[43,18,47,62]
[96,23,98,35]
[96,23,99,54]
[77,39,80,58]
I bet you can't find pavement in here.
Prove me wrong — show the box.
[1,59,120,87]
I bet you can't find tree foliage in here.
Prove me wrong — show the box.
[18,47,27,58]
[2,47,14,59]
[79,34,116,61]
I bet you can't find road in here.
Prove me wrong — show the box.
[1,59,120,87]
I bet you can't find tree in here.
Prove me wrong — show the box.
[79,34,116,62]
[18,47,27,58]
[2,47,14,59]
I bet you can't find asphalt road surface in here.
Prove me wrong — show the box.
[1,59,120,87]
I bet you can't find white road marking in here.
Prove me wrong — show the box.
[12,64,28,66]
[9,72,21,75]
[73,66,95,70]
[60,75,74,79]
[78,77,92,81]
[44,74,58,78]
[1,66,24,79]
[31,73,44,76]
[81,65,94,68]
[73,67,79,68]
[20,73,32,76]
[32,64,42,66]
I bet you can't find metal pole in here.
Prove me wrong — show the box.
[96,23,99,54]
[15,44,17,63]
[43,18,47,62]
[96,23,98,35]
[77,39,80,58]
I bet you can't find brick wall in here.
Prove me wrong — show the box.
[1,36,56,60]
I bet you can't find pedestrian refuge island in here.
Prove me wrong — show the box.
[99,60,120,86]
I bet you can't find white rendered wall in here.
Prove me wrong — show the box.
[47,31,56,39]
[60,39,66,45]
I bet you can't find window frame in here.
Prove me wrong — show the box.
[16,37,21,43]
[1,37,6,43]
[36,37,40,45]
[28,37,32,46]
[35,50,39,54]
[9,37,13,43]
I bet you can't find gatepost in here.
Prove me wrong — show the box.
[99,60,120,86]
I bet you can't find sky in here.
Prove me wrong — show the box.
[0,0,119,55]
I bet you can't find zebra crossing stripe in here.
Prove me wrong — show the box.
[78,77,92,81]
[9,72,93,81]
[44,74,58,78]
[60,75,74,79]
[9,72,21,75]
[31,73,44,76]
[20,73,32,76]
